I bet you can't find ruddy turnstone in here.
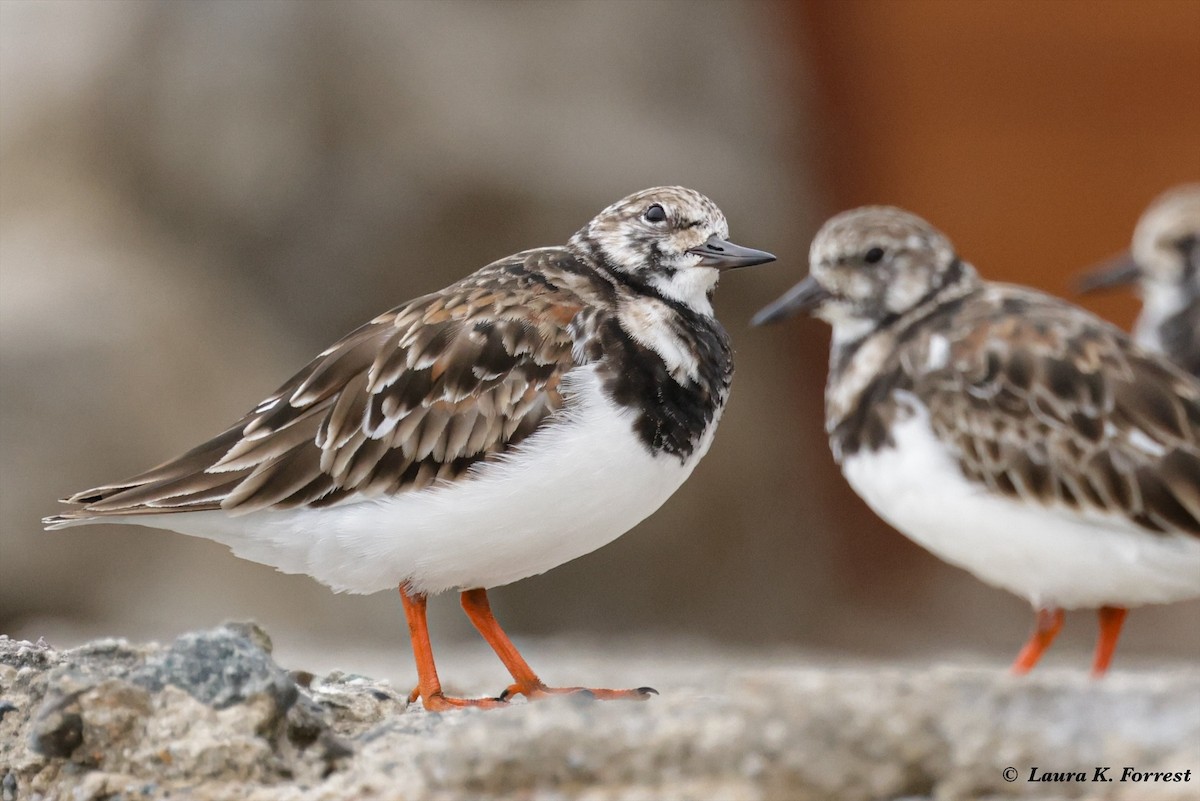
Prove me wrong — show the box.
[754,206,1200,675]
[1078,184,1200,378]
[45,186,775,710]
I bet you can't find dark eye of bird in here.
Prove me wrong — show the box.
[863,246,885,264]
[643,204,667,224]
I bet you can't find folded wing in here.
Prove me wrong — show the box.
[48,252,586,523]
[921,292,1200,535]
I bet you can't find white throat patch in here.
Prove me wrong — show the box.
[649,266,718,317]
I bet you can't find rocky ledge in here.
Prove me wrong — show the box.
[1,624,1197,801]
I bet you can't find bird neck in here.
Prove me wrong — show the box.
[572,238,718,320]
[830,259,980,372]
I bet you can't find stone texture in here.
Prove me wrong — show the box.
[1,624,1197,801]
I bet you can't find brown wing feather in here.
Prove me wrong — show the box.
[917,288,1200,535]
[50,251,590,523]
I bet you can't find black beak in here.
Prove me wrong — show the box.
[751,275,831,326]
[687,235,776,270]
[1076,250,1142,295]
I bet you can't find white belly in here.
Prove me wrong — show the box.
[841,402,1200,610]
[111,366,721,595]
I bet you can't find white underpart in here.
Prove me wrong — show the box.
[1133,279,1187,354]
[841,396,1200,610]
[621,296,701,382]
[92,367,721,596]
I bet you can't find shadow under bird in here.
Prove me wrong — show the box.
[754,206,1200,675]
[46,186,775,710]
[1077,184,1200,379]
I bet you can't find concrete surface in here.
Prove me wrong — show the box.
[2,623,1197,801]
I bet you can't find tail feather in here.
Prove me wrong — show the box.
[45,422,254,530]
[63,424,246,506]
[43,513,87,530]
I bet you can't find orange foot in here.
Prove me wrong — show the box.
[407,686,509,711]
[498,681,658,702]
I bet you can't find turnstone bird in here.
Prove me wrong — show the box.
[754,206,1200,676]
[1078,184,1200,378]
[45,186,775,710]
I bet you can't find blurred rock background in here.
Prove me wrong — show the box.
[1,0,1197,682]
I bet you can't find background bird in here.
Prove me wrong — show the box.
[1078,184,1200,378]
[754,205,1200,675]
[45,186,775,710]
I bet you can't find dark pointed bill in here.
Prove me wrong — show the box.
[687,235,776,270]
[751,275,831,326]
[1076,250,1141,295]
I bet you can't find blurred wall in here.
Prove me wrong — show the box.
[2,0,1196,674]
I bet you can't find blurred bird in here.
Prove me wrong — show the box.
[46,186,775,710]
[1078,184,1200,378]
[754,206,1200,676]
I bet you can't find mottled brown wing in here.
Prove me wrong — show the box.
[55,251,587,519]
[919,291,1200,535]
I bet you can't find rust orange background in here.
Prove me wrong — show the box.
[795,0,1200,317]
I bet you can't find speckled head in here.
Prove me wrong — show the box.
[1132,184,1200,289]
[570,186,775,313]
[753,206,978,343]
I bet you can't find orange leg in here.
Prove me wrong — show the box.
[459,588,656,702]
[399,584,507,711]
[1091,605,1127,677]
[1011,607,1065,674]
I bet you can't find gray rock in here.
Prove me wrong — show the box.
[127,622,294,712]
[1,626,1197,801]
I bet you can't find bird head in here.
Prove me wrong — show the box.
[753,206,977,344]
[571,186,775,313]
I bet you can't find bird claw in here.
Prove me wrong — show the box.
[420,691,509,712]
[498,682,656,702]
[407,686,508,711]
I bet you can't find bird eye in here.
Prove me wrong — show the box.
[643,204,667,224]
[863,246,885,264]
